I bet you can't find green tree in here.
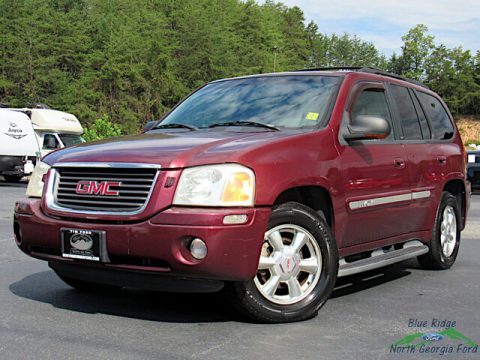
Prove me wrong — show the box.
[83,115,123,141]
[1,2,477,138]
[390,24,434,80]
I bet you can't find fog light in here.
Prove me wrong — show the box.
[223,214,248,225]
[190,238,207,260]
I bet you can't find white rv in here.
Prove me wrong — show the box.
[0,109,37,182]
[0,108,84,182]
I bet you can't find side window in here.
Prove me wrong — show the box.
[43,134,60,150]
[417,92,454,140]
[390,85,422,140]
[350,87,393,140]
[411,91,431,139]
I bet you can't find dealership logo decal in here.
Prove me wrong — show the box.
[70,233,93,251]
[75,181,121,196]
[4,122,27,139]
[389,319,478,356]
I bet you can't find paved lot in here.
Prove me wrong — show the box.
[0,178,479,359]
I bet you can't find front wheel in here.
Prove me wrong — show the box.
[226,202,338,323]
[418,192,461,270]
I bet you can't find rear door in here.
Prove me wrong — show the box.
[387,84,436,232]
[413,90,459,223]
[338,81,414,247]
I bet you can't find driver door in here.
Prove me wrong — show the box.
[337,81,414,247]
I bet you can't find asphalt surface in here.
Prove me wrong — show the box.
[0,178,479,359]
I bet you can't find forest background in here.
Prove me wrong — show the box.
[1,0,479,143]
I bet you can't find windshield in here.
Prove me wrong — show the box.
[160,75,341,129]
[58,134,85,147]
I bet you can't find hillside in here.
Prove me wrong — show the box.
[457,117,480,148]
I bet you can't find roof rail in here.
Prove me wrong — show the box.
[296,66,430,90]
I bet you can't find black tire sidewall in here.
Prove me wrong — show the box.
[239,202,338,321]
[430,192,461,268]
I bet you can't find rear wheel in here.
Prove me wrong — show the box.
[418,192,461,270]
[226,202,338,323]
[3,175,23,183]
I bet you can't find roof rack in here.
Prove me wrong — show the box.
[296,66,430,90]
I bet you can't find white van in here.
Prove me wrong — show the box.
[0,109,37,182]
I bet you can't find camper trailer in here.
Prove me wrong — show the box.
[0,109,37,182]
[0,108,84,182]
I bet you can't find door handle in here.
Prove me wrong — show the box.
[394,159,405,169]
[437,156,447,165]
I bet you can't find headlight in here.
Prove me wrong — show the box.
[173,164,255,206]
[26,161,51,198]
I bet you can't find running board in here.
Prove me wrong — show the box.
[337,240,429,277]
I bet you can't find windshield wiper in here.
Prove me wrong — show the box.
[208,121,279,131]
[153,123,198,131]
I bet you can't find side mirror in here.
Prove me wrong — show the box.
[47,136,57,149]
[143,121,158,133]
[343,115,391,141]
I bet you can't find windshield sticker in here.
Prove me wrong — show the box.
[305,112,319,121]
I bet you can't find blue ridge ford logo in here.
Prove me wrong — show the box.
[70,233,94,251]
[422,333,444,342]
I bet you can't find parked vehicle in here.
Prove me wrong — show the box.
[0,107,84,182]
[467,150,480,192]
[0,109,37,182]
[14,68,471,323]
[25,108,84,158]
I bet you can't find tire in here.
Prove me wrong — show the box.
[417,192,461,270]
[3,175,23,183]
[57,274,121,292]
[226,202,338,323]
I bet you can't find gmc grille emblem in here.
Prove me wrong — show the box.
[75,181,121,196]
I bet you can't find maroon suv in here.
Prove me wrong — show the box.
[14,68,471,323]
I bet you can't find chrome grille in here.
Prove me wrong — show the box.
[52,164,159,213]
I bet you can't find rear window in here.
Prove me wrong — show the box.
[417,92,454,140]
[411,92,431,139]
[390,85,422,140]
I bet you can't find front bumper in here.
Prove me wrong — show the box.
[14,198,271,287]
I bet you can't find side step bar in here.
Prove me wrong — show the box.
[338,240,429,277]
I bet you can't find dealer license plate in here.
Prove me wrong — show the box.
[61,229,106,262]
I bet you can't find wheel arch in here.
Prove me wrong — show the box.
[273,185,334,230]
[442,179,467,229]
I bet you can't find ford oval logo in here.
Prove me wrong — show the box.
[422,333,444,342]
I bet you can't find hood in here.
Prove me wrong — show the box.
[43,129,303,169]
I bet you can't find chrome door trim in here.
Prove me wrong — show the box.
[349,190,431,210]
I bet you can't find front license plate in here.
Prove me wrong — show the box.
[61,229,106,262]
